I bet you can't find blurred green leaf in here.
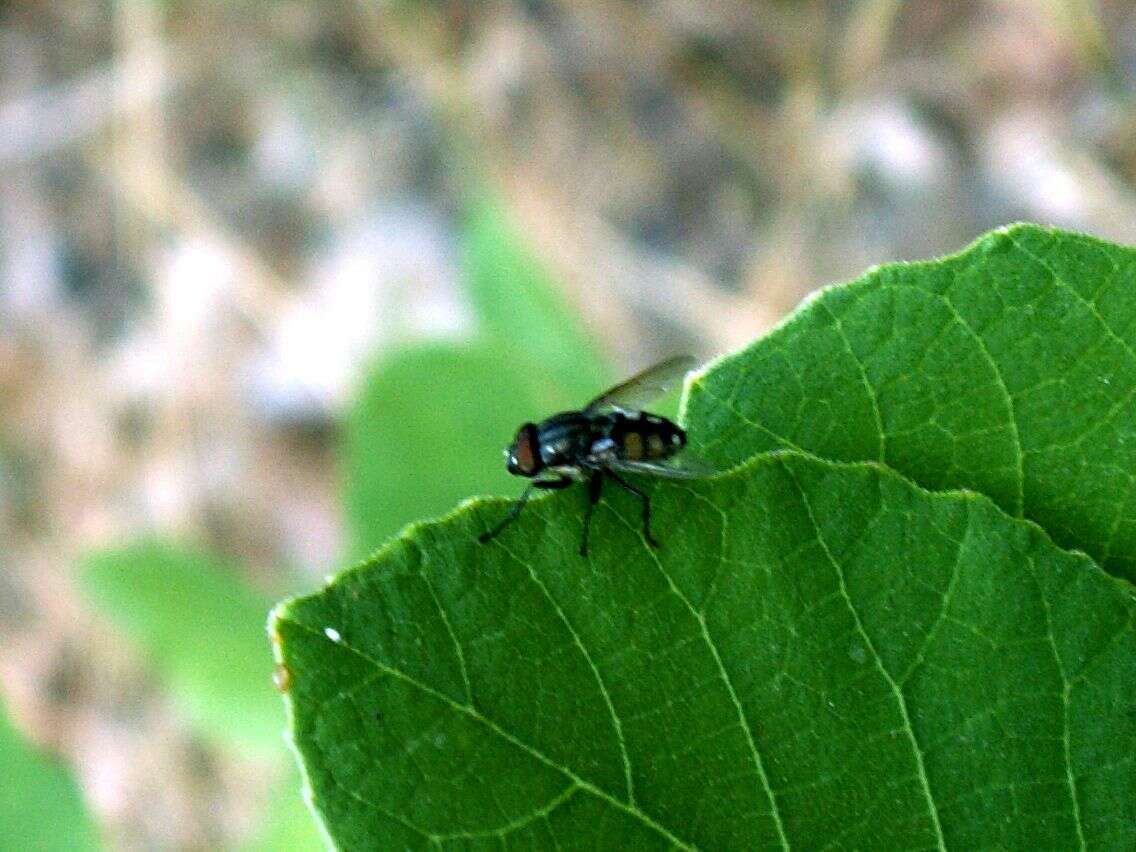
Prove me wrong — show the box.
[274,454,1136,848]
[0,696,98,851]
[344,199,609,559]
[686,223,1136,584]
[463,198,609,396]
[345,343,551,561]
[81,540,323,848]
[81,540,279,757]
[243,768,325,852]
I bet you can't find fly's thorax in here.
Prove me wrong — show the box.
[534,411,596,468]
[608,411,685,462]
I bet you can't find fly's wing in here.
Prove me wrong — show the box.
[605,449,721,480]
[584,355,699,414]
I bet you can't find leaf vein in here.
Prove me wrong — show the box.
[431,784,580,842]
[928,290,1025,516]
[1022,552,1087,851]
[603,502,792,851]
[491,534,638,807]
[897,523,969,687]
[818,300,886,462]
[782,461,947,851]
[412,541,475,707]
[282,617,696,850]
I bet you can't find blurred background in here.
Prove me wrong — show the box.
[3,0,1136,848]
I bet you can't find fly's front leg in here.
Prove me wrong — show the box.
[605,470,659,549]
[478,485,533,544]
[478,475,573,545]
[579,470,604,557]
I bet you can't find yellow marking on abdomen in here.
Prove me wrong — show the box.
[624,432,644,460]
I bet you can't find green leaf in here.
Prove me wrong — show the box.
[344,343,555,561]
[462,198,609,397]
[80,540,324,847]
[0,695,98,851]
[81,540,280,757]
[685,224,1136,583]
[282,225,1136,846]
[343,199,608,559]
[243,768,326,852]
[274,454,1135,848]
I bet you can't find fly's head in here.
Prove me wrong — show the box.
[505,423,543,478]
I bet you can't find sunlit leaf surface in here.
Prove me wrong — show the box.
[275,455,1135,848]
[686,224,1136,583]
[276,226,1136,848]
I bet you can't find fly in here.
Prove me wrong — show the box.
[479,355,717,557]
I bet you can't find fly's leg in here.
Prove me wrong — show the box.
[580,470,604,557]
[478,485,533,544]
[479,475,572,545]
[605,470,659,549]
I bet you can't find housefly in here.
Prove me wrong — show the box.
[479,355,716,556]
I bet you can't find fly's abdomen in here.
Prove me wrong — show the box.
[611,412,685,461]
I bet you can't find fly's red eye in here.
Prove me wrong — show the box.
[510,423,539,476]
